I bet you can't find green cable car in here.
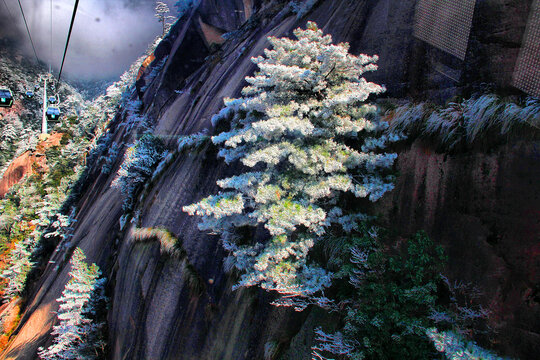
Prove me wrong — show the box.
[0,88,14,108]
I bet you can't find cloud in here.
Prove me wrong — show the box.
[1,0,177,80]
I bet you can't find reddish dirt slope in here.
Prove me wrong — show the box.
[0,133,64,198]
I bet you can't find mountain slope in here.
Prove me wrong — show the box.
[0,44,86,176]
[1,1,538,359]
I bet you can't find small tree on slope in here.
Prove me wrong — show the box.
[155,1,176,36]
[184,22,396,309]
[38,248,105,360]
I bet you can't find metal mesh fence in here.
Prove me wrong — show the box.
[414,0,476,60]
[513,0,540,97]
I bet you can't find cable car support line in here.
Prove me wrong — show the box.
[16,0,40,64]
[2,0,15,25]
[58,0,80,82]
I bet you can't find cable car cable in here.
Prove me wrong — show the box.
[16,0,40,64]
[2,0,15,24]
[58,0,80,82]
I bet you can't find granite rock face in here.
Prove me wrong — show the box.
[1,1,538,359]
[377,140,540,359]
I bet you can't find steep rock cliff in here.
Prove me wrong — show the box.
[2,0,538,359]
[377,140,540,357]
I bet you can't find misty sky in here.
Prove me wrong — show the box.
[0,0,177,80]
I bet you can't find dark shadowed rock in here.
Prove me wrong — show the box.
[376,140,540,358]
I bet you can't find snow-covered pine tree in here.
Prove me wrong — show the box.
[155,1,176,36]
[0,238,33,300]
[38,248,105,360]
[184,22,396,309]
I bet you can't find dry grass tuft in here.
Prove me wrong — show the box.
[387,95,540,150]
[130,227,186,258]
[130,227,206,295]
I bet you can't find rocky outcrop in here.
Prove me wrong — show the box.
[0,151,39,198]
[1,1,538,359]
[0,133,64,198]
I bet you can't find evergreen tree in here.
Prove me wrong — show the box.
[38,248,105,360]
[312,230,446,359]
[184,22,396,308]
[0,238,33,300]
[155,2,176,36]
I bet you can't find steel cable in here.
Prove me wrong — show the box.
[16,0,40,63]
[57,0,79,82]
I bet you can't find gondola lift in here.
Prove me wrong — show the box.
[48,95,58,104]
[0,88,14,108]
[46,106,61,121]
[25,90,34,98]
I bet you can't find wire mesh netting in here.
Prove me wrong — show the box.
[513,0,540,97]
[413,0,476,60]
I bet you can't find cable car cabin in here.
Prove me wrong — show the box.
[34,83,40,90]
[46,106,61,121]
[25,90,34,98]
[48,96,57,104]
[0,88,14,108]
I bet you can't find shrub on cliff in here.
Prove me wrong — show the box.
[313,230,446,359]
[184,22,396,309]
[112,133,166,212]
[0,167,78,303]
